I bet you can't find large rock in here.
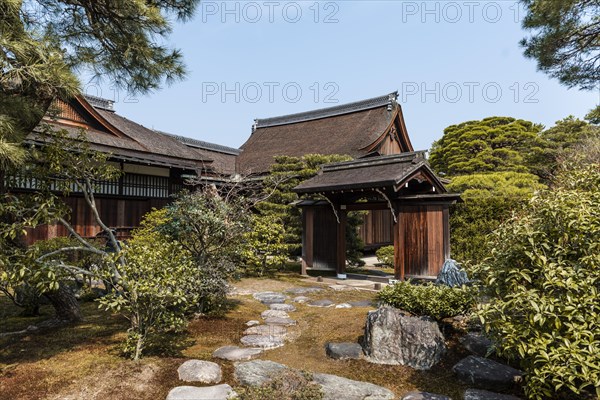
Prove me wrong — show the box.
[313,372,395,400]
[177,360,222,383]
[212,346,262,361]
[253,292,286,304]
[234,360,288,386]
[240,334,284,349]
[261,309,290,319]
[165,384,236,400]
[464,389,522,400]
[402,391,451,400]
[362,306,446,370]
[325,342,363,360]
[460,332,493,357]
[270,303,296,312]
[452,356,523,392]
[435,259,469,287]
[244,324,287,338]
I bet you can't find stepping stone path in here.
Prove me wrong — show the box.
[212,346,263,361]
[335,303,352,309]
[349,300,374,307]
[177,360,222,383]
[244,324,287,338]
[401,391,451,400]
[325,342,363,360]
[245,320,259,327]
[329,284,355,291]
[269,303,296,311]
[240,334,284,349]
[464,389,523,400]
[253,292,286,304]
[307,299,335,307]
[264,316,296,326]
[292,295,311,303]
[453,355,523,392]
[285,287,324,294]
[166,384,236,400]
[260,309,289,319]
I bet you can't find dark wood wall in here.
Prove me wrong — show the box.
[358,210,394,248]
[302,206,338,271]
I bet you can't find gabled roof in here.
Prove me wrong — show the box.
[238,92,414,174]
[294,152,448,195]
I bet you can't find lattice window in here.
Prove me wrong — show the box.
[122,173,169,198]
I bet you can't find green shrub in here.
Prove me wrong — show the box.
[375,245,394,266]
[241,213,290,276]
[474,160,600,399]
[378,281,476,320]
[234,370,323,400]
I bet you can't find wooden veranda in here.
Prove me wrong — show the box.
[293,153,461,280]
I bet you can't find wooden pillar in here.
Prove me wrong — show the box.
[301,207,314,276]
[393,209,404,281]
[336,209,347,279]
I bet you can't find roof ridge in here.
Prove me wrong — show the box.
[321,151,427,172]
[254,91,398,129]
[157,130,241,155]
[83,94,115,111]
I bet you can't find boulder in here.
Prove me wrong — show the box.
[264,317,296,326]
[435,259,469,287]
[240,334,284,349]
[260,309,290,319]
[362,306,446,370]
[313,372,395,400]
[285,287,324,294]
[244,324,287,338]
[460,332,493,356]
[293,296,311,303]
[307,299,335,308]
[325,342,363,360]
[464,389,522,400]
[253,292,286,304]
[212,346,262,361]
[234,360,288,386]
[165,384,236,400]
[402,391,451,400]
[452,356,523,392]
[269,303,296,312]
[177,360,222,384]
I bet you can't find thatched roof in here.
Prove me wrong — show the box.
[238,92,413,174]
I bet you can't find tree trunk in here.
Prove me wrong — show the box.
[44,284,82,322]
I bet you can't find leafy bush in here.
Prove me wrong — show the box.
[474,159,600,399]
[375,245,394,266]
[241,213,290,276]
[378,281,476,320]
[234,370,323,400]
[99,209,199,360]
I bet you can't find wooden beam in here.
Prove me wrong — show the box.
[301,208,314,275]
[336,210,347,278]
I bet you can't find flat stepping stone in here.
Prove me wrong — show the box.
[453,355,523,392]
[307,299,335,308]
[244,325,287,338]
[240,334,284,349]
[252,292,286,304]
[245,320,260,327]
[264,317,296,326]
[402,391,451,400]
[177,360,222,383]
[292,296,311,303]
[329,284,355,291]
[335,303,352,309]
[464,389,523,400]
[260,309,290,319]
[269,303,296,312]
[349,300,374,307]
[313,372,395,400]
[212,346,263,361]
[325,342,363,360]
[234,360,288,386]
[166,384,236,400]
[285,287,324,294]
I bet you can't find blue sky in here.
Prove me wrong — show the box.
[84,1,599,151]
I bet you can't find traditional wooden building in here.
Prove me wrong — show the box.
[5,95,239,243]
[238,91,414,248]
[294,153,460,279]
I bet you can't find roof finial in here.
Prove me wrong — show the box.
[252,119,258,134]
